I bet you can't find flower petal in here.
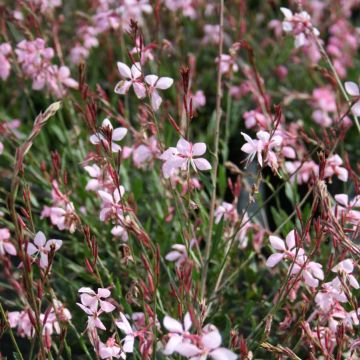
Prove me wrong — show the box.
[117,62,132,79]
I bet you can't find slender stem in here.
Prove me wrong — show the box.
[201,0,224,299]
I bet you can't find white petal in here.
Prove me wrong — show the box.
[202,330,222,350]
[156,77,174,90]
[117,62,132,79]
[145,74,158,86]
[280,7,293,18]
[184,312,192,332]
[163,315,183,333]
[211,348,238,360]
[112,127,128,141]
[130,62,142,79]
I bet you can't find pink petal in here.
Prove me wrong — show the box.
[130,62,142,79]
[80,294,97,307]
[163,334,182,355]
[193,158,212,171]
[184,312,192,332]
[123,335,134,352]
[100,300,115,313]
[211,347,238,360]
[98,190,113,203]
[133,82,146,99]
[27,243,38,256]
[176,343,201,357]
[97,288,111,298]
[79,287,96,294]
[115,80,132,95]
[151,90,162,111]
[269,236,285,251]
[345,81,360,96]
[163,315,183,333]
[39,252,49,269]
[337,167,348,182]
[334,194,348,207]
[112,127,128,141]
[266,253,285,268]
[45,239,62,251]
[285,230,296,250]
[202,330,222,350]
[4,242,17,256]
[351,100,360,116]
[192,142,206,156]
[34,231,46,247]
[177,138,191,154]
[165,251,182,261]
[145,74,158,86]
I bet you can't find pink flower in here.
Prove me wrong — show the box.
[160,138,212,179]
[90,118,128,153]
[163,312,192,355]
[291,257,324,287]
[77,305,106,331]
[8,310,34,338]
[84,164,103,191]
[26,231,62,269]
[99,337,125,359]
[332,259,359,289]
[165,240,195,266]
[192,326,237,360]
[133,136,160,167]
[285,160,319,184]
[0,43,12,80]
[115,62,146,99]
[50,202,77,233]
[98,187,125,221]
[115,312,135,353]
[144,74,173,111]
[243,110,268,130]
[345,81,360,116]
[216,54,238,75]
[280,7,319,48]
[78,287,116,313]
[214,202,238,224]
[241,131,282,169]
[266,230,302,268]
[324,155,348,182]
[0,228,16,256]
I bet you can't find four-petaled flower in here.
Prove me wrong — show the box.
[27,231,62,269]
[90,118,128,153]
[115,312,135,353]
[144,74,173,111]
[115,61,146,99]
[78,287,116,313]
[0,228,16,256]
[160,138,212,179]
